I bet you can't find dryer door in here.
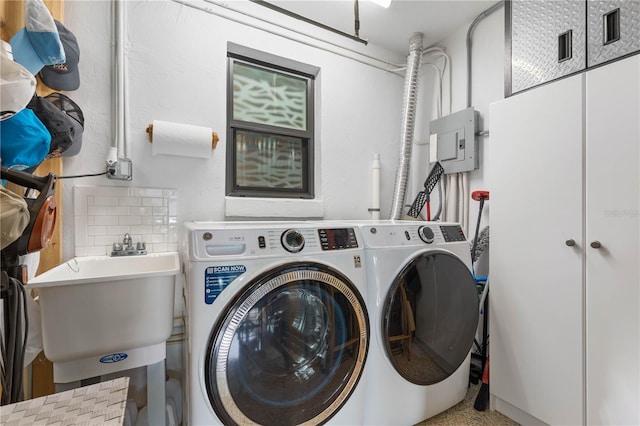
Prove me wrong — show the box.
[382,250,478,385]
[205,262,369,425]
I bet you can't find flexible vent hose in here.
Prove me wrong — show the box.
[390,33,423,220]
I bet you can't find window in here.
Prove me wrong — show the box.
[226,43,319,199]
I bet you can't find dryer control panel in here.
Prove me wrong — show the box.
[360,222,466,248]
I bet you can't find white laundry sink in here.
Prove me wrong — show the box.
[27,252,180,382]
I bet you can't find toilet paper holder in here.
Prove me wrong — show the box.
[146,123,219,150]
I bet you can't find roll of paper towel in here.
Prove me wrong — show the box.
[151,120,213,158]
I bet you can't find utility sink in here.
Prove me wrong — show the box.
[27,252,180,383]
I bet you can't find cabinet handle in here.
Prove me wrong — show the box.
[590,241,602,249]
[565,239,576,247]
[558,30,573,62]
[603,8,621,45]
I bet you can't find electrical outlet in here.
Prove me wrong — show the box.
[107,158,133,181]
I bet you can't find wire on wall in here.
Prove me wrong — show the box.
[57,171,109,179]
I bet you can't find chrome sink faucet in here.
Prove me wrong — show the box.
[123,233,133,249]
[112,233,147,256]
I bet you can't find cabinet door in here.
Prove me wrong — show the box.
[587,0,640,67]
[510,0,587,94]
[490,74,584,425]
[585,55,640,426]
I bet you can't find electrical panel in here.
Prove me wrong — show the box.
[428,107,479,174]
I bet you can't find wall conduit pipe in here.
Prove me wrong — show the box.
[113,0,128,160]
[466,0,504,108]
[389,32,423,220]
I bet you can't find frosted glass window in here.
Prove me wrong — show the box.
[226,44,318,199]
[235,130,305,190]
[233,62,307,131]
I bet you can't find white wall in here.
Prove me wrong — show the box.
[61,0,406,260]
[60,1,505,265]
[410,6,505,276]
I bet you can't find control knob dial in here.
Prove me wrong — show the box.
[418,226,435,244]
[281,229,305,253]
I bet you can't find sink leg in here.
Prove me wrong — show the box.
[147,359,166,426]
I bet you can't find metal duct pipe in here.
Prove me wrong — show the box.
[389,32,423,220]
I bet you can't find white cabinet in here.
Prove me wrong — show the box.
[584,55,640,425]
[489,55,639,426]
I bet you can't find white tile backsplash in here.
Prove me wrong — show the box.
[74,186,178,256]
[94,196,119,206]
[87,226,107,236]
[94,216,119,226]
[106,206,131,216]
[118,196,142,207]
[87,206,107,216]
[142,197,164,207]
[119,215,142,226]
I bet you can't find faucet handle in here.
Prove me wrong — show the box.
[113,242,123,251]
[136,241,146,251]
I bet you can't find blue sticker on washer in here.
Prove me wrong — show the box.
[204,265,246,304]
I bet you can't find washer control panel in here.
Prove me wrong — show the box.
[186,223,363,259]
[318,228,359,250]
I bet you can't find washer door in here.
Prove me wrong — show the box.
[205,262,369,425]
[382,250,478,385]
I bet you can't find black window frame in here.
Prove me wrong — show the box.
[226,43,318,199]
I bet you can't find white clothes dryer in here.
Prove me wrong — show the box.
[182,221,369,426]
[359,220,479,425]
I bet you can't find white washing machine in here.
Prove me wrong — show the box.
[359,220,479,425]
[182,221,369,426]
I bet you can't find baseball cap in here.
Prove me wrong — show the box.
[44,93,84,157]
[9,0,65,75]
[39,21,80,91]
[1,186,30,250]
[27,95,76,158]
[1,42,37,120]
[0,108,51,170]
[0,40,13,58]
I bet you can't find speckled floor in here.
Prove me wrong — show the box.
[415,383,520,426]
